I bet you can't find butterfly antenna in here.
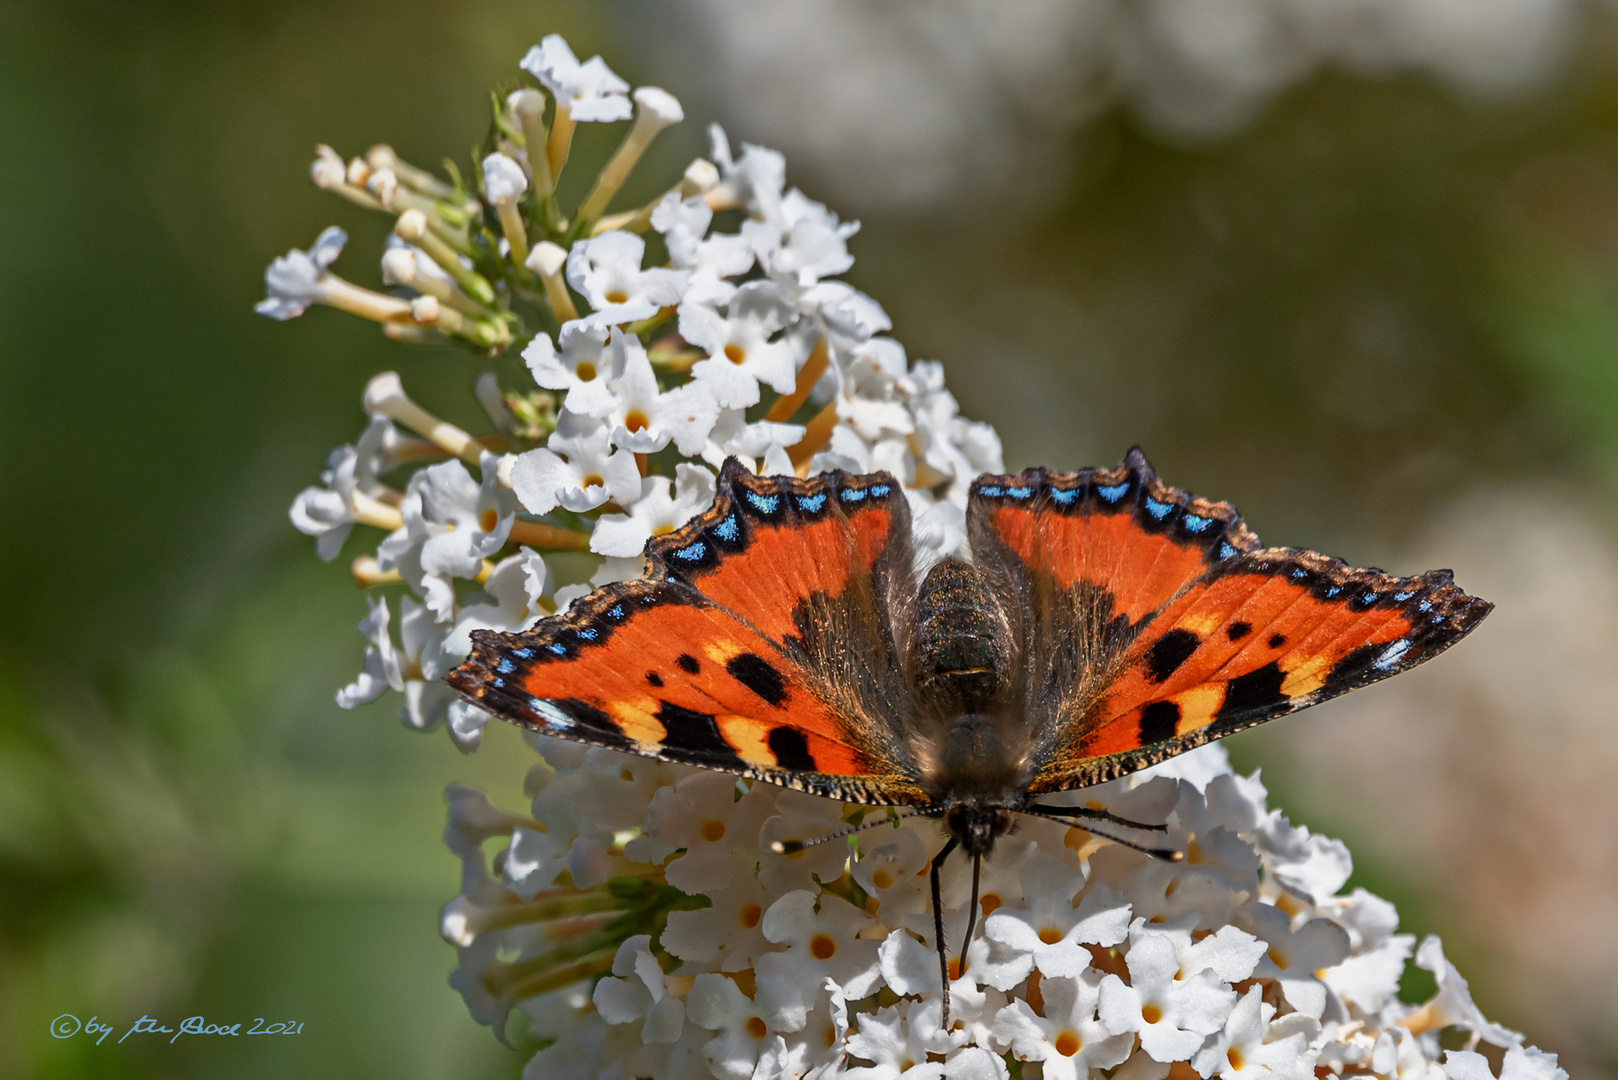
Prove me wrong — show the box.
[929,835,960,1030]
[769,807,944,856]
[1019,808,1183,862]
[1024,802,1170,832]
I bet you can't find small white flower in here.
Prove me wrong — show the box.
[687,972,799,1080]
[1370,1026,1447,1080]
[684,281,802,409]
[709,123,787,224]
[700,408,803,477]
[591,464,717,558]
[519,34,631,122]
[1409,935,1521,1047]
[336,596,401,708]
[1238,902,1349,1020]
[1317,889,1411,1015]
[255,225,346,320]
[982,850,1131,985]
[851,823,931,923]
[523,320,624,418]
[441,548,550,659]
[290,414,404,560]
[604,332,720,454]
[1190,985,1317,1080]
[396,597,461,732]
[662,873,777,973]
[482,152,528,204]
[842,1000,946,1080]
[593,935,686,1044]
[994,971,1134,1080]
[751,188,859,293]
[510,410,641,515]
[653,192,755,306]
[755,890,882,1028]
[804,280,892,350]
[1444,1044,1569,1080]
[566,230,688,324]
[377,452,516,621]
[1255,811,1352,905]
[1098,922,1238,1062]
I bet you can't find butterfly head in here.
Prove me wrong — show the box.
[943,802,1016,857]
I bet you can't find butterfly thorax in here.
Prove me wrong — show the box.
[910,558,1031,846]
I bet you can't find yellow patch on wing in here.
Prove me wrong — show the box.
[715,714,776,766]
[1278,652,1330,698]
[701,638,746,666]
[1175,612,1224,637]
[1172,684,1227,734]
[608,700,669,744]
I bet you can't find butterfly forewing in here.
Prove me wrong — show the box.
[450,460,929,805]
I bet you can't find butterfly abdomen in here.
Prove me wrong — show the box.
[911,558,1011,712]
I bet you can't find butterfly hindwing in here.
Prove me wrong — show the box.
[450,460,928,805]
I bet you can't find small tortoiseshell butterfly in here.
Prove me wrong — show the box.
[449,448,1490,1018]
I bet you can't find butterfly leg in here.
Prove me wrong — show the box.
[958,850,983,979]
[929,835,960,1029]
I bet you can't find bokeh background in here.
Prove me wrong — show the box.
[4,0,1618,1076]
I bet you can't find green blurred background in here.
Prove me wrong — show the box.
[4,1,1618,1076]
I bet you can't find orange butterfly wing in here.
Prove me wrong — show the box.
[449,460,928,805]
[967,449,1491,793]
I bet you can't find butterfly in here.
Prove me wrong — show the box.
[447,448,1490,1021]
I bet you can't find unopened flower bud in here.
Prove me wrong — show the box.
[575,87,687,227]
[395,209,428,243]
[633,86,684,131]
[311,145,346,189]
[367,167,399,208]
[526,241,568,278]
[380,247,417,286]
[362,372,489,466]
[482,153,529,205]
[410,295,441,324]
[346,157,371,188]
[526,241,577,321]
[681,158,720,196]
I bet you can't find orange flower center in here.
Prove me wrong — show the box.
[809,934,836,960]
[738,904,762,929]
[871,869,893,890]
[581,473,605,489]
[605,290,629,304]
[1038,927,1064,945]
[1141,1004,1163,1025]
[746,1017,767,1039]
[724,343,746,365]
[623,410,649,433]
[700,819,727,843]
[480,508,499,532]
[575,361,597,381]
[1054,1030,1081,1057]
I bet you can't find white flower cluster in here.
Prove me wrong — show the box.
[443,741,1566,1080]
[271,35,1000,749]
